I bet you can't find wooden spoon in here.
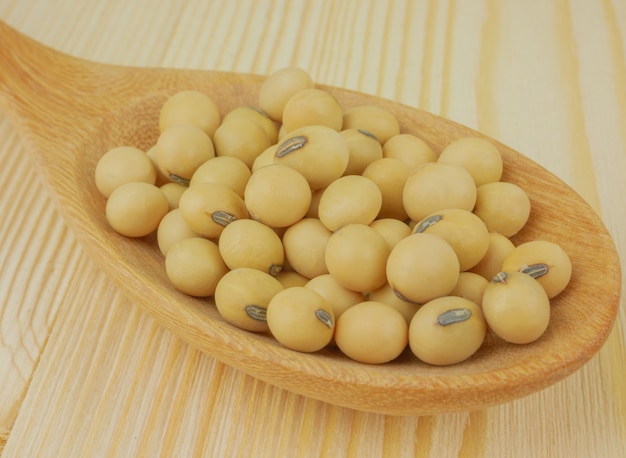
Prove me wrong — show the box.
[0,20,620,416]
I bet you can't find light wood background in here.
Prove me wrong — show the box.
[1,0,625,456]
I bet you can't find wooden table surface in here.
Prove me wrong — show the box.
[1,0,624,456]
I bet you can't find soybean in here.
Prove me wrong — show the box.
[342,105,400,145]
[449,272,489,306]
[386,233,460,304]
[325,224,390,293]
[367,283,421,324]
[482,271,550,344]
[266,287,335,352]
[214,267,284,332]
[178,182,248,239]
[213,117,272,168]
[438,137,503,186]
[335,301,408,364]
[218,218,284,275]
[189,156,251,198]
[469,232,516,281]
[95,146,156,198]
[274,270,310,288]
[340,128,383,175]
[501,240,572,298]
[317,175,382,231]
[274,125,349,190]
[282,88,343,133]
[409,296,486,365]
[258,67,314,122]
[159,182,187,211]
[282,218,332,279]
[305,273,365,320]
[165,237,229,297]
[473,181,531,237]
[369,218,412,251]
[362,158,411,221]
[382,133,437,169]
[222,106,279,144]
[413,208,489,271]
[157,208,199,256]
[156,124,215,185]
[158,90,221,137]
[244,164,311,228]
[402,162,476,223]
[105,182,168,237]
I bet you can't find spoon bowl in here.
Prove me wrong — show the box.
[0,21,620,415]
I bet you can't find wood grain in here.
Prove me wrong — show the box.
[0,0,625,455]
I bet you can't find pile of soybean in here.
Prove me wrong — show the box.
[95,67,572,366]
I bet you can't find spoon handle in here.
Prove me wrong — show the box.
[0,21,260,141]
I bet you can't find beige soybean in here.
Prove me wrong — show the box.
[501,240,572,298]
[368,283,420,324]
[340,128,383,175]
[282,218,332,279]
[218,218,284,276]
[213,117,272,168]
[156,124,215,185]
[305,188,325,219]
[214,267,284,332]
[244,164,311,228]
[469,232,516,280]
[95,146,156,198]
[449,272,489,306]
[146,145,170,186]
[317,175,382,231]
[473,181,531,237]
[409,296,486,366]
[274,125,349,190]
[325,224,390,293]
[222,106,279,144]
[413,208,490,271]
[105,182,168,237]
[386,233,460,304]
[189,156,251,198]
[165,237,229,297]
[160,182,187,211]
[282,88,343,133]
[402,162,476,223]
[305,274,365,320]
[258,66,314,122]
[335,301,408,364]
[369,218,412,251]
[157,208,199,256]
[252,144,278,172]
[438,137,503,186]
[362,157,411,220]
[266,287,335,352]
[382,133,437,169]
[342,105,400,145]
[178,182,248,239]
[158,90,221,138]
[482,271,550,344]
[274,270,310,288]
